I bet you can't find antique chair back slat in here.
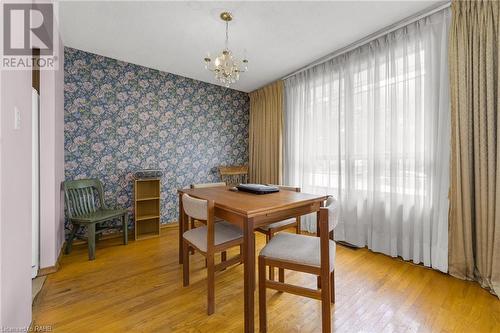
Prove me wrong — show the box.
[64,179,106,218]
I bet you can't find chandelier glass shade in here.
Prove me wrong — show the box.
[204,12,248,87]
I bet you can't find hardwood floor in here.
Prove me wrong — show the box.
[33,227,500,332]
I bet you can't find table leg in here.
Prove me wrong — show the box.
[243,217,255,333]
[178,193,184,264]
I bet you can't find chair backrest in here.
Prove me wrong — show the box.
[267,184,300,192]
[63,179,106,218]
[190,182,226,189]
[182,194,216,252]
[219,165,248,186]
[318,196,338,271]
[325,196,338,232]
[182,193,209,221]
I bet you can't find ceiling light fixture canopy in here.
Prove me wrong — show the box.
[204,12,248,88]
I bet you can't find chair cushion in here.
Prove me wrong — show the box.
[183,221,243,252]
[257,218,297,231]
[71,208,127,223]
[260,233,336,271]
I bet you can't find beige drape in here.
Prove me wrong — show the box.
[449,0,500,296]
[248,81,283,184]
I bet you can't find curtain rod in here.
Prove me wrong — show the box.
[281,1,451,81]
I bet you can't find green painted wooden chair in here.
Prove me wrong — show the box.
[63,179,128,260]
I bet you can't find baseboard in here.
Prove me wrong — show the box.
[161,221,178,229]
[68,222,178,246]
[71,230,134,246]
[37,244,64,276]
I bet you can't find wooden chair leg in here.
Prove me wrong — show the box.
[278,268,285,283]
[258,256,267,333]
[207,254,215,315]
[271,221,281,287]
[331,270,335,303]
[65,223,79,254]
[268,231,275,281]
[296,217,301,234]
[87,223,96,260]
[221,251,227,271]
[239,245,244,263]
[320,271,331,333]
[123,214,128,245]
[269,267,275,281]
[182,240,190,287]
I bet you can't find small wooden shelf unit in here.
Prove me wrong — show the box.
[134,178,161,240]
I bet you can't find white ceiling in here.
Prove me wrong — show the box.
[58,1,441,93]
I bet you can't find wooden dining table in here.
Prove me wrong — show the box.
[178,186,328,332]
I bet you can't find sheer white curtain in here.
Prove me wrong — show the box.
[284,9,450,272]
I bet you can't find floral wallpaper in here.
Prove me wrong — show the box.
[64,47,249,230]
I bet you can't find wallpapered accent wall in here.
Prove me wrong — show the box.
[64,47,249,230]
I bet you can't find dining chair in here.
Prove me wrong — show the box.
[218,165,248,186]
[256,185,301,280]
[181,193,244,315]
[190,182,227,228]
[64,178,128,260]
[189,182,227,263]
[258,197,338,333]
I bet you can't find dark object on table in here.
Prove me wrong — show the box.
[236,184,280,194]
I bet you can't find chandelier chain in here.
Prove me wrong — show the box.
[225,21,229,50]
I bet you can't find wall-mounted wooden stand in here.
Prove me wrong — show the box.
[134,179,161,240]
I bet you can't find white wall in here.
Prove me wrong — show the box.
[0,1,34,328]
[0,1,65,328]
[39,34,65,269]
[0,67,33,330]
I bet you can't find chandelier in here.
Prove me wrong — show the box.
[204,12,248,87]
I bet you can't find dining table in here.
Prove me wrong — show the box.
[178,186,328,333]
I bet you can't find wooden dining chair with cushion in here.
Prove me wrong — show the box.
[181,193,244,315]
[256,185,301,280]
[218,165,248,186]
[190,182,226,225]
[64,179,128,260]
[258,197,338,333]
[189,182,227,263]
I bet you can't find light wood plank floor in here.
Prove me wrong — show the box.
[33,227,500,332]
